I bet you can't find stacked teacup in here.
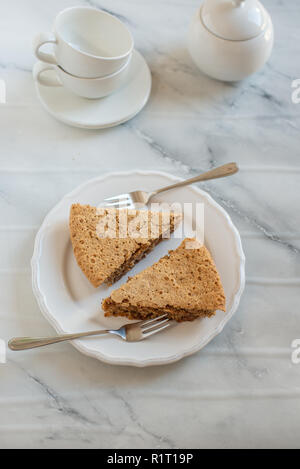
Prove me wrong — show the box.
[33,7,134,99]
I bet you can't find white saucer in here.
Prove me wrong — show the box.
[33,50,152,129]
[31,170,245,367]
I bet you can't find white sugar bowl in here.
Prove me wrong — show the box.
[187,0,274,81]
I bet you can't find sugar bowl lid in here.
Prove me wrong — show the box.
[201,0,269,41]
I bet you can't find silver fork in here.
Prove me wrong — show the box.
[102,162,238,208]
[8,315,171,351]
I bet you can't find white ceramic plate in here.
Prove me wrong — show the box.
[32,171,245,367]
[33,50,151,129]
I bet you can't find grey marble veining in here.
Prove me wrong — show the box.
[0,0,300,449]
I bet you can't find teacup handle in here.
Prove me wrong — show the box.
[33,32,57,64]
[33,62,62,87]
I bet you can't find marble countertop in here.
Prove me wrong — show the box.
[1,0,300,449]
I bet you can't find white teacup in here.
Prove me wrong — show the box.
[33,7,134,78]
[33,58,131,99]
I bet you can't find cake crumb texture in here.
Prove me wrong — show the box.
[69,204,182,287]
[102,237,226,321]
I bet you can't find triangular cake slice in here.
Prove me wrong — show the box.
[102,238,226,322]
[69,204,182,287]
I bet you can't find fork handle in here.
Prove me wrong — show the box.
[8,329,109,351]
[152,162,238,197]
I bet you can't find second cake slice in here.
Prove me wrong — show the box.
[102,238,226,322]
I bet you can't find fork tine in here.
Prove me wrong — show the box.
[142,322,171,339]
[102,200,131,208]
[103,198,130,205]
[141,317,170,333]
[139,314,168,328]
[103,194,130,202]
